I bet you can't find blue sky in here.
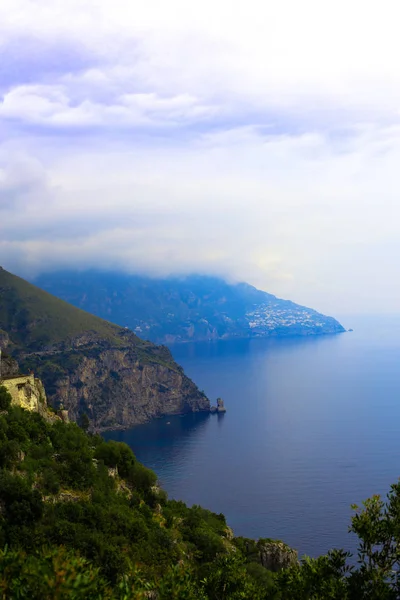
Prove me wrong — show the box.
[1,0,400,313]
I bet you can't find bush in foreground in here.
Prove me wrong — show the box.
[0,403,400,598]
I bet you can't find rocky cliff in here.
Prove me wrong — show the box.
[20,338,209,431]
[0,268,210,430]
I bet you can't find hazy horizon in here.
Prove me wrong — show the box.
[1,1,400,314]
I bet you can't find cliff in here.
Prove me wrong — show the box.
[0,268,209,429]
[20,340,209,431]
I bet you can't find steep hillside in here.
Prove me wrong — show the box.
[0,267,209,429]
[0,387,284,599]
[0,385,398,599]
[0,267,128,352]
[35,271,346,343]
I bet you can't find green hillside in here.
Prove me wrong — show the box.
[0,385,399,599]
[0,385,277,599]
[0,267,128,352]
[0,268,209,429]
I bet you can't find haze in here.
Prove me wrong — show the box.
[1,0,399,314]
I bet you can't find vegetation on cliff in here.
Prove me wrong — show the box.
[0,385,273,598]
[0,267,126,352]
[0,268,209,429]
[0,384,400,599]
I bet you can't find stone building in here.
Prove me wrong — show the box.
[1,374,47,412]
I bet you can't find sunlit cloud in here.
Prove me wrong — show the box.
[1,0,400,313]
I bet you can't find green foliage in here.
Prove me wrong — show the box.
[201,554,268,600]
[276,550,351,599]
[0,405,255,596]
[157,564,208,599]
[79,412,90,432]
[0,546,109,599]
[2,401,400,598]
[0,268,125,352]
[95,440,135,475]
[0,386,11,411]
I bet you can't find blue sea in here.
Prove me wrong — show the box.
[104,315,400,558]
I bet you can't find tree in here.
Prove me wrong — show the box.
[0,385,12,411]
[0,546,110,600]
[80,412,90,433]
[275,483,400,599]
[201,554,267,600]
[347,485,400,598]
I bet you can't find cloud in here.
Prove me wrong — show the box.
[1,0,400,313]
[0,84,217,129]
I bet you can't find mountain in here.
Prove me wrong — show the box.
[34,271,345,343]
[0,267,209,429]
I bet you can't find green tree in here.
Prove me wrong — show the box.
[346,485,400,599]
[80,412,90,433]
[0,385,12,411]
[0,546,110,599]
[201,554,267,600]
[276,550,350,600]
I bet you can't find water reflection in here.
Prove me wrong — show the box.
[104,319,400,558]
[169,334,342,363]
[103,412,211,475]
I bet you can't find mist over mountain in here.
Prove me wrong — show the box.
[34,271,345,344]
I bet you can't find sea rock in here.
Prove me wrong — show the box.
[216,398,226,413]
[210,406,218,414]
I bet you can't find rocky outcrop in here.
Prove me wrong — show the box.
[237,536,299,573]
[258,540,298,572]
[210,398,227,413]
[217,398,226,413]
[57,408,70,423]
[20,337,210,431]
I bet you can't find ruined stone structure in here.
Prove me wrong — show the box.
[1,374,47,411]
[1,374,71,424]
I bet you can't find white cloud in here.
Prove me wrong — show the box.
[0,84,216,127]
[1,0,400,314]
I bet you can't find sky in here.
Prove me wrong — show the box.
[1,0,400,315]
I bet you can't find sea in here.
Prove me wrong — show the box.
[103,315,400,558]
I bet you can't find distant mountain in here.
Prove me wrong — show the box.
[0,267,209,429]
[34,271,345,343]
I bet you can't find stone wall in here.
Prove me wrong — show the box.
[1,374,47,412]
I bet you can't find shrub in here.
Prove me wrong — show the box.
[0,386,11,411]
